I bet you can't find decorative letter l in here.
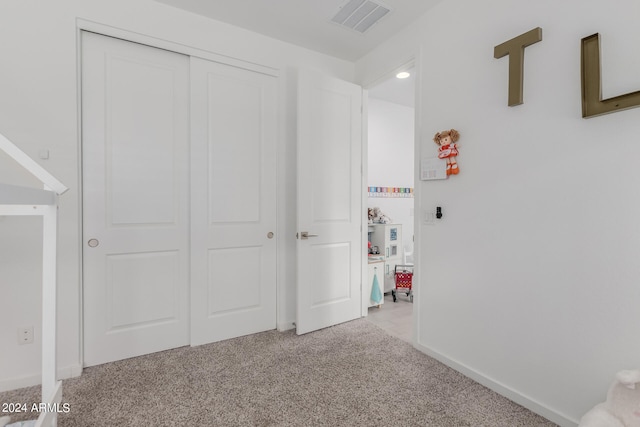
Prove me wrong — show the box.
[581,33,640,118]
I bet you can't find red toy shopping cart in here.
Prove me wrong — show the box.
[392,264,413,302]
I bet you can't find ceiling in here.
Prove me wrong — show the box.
[156,0,443,62]
[368,69,415,108]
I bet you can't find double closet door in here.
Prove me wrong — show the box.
[81,32,277,367]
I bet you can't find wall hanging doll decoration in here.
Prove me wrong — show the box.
[433,129,460,176]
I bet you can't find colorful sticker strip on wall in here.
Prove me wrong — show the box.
[368,187,414,198]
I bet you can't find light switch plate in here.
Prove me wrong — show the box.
[424,210,435,225]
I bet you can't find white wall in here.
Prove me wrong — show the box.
[4,0,639,423]
[0,0,354,391]
[357,0,640,425]
[367,98,415,253]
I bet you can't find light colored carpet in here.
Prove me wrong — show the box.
[0,319,556,426]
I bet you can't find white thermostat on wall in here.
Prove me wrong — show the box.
[420,156,447,180]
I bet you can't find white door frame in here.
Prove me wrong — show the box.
[75,20,281,366]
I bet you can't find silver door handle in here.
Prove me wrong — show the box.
[300,231,318,240]
[87,238,99,248]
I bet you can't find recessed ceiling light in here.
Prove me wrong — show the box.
[396,72,410,79]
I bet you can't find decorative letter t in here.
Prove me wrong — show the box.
[494,27,543,106]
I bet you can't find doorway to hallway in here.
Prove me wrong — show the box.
[364,65,415,341]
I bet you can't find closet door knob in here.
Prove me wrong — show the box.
[87,238,99,248]
[267,232,274,239]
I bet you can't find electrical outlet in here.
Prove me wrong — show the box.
[17,326,34,345]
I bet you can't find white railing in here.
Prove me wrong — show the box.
[0,132,68,427]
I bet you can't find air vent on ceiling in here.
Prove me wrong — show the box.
[331,0,391,33]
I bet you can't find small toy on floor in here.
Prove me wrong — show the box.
[579,369,640,427]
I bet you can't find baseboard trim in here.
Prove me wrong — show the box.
[413,342,578,427]
[0,364,83,393]
[277,321,295,332]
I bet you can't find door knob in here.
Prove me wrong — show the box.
[87,238,99,248]
[267,232,274,239]
[300,231,318,240]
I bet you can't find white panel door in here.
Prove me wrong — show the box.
[190,57,277,346]
[296,69,363,335]
[82,32,190,366]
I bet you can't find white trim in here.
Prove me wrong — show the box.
[0,204,50,216]
[361,88,369,317]
[277,321,295,332]
[411,52,422,348]
[0,183,56,206]
[34,381,62,427]
[41,204,58,404]
[76,18,279,78]
[0,135,68,196]
[413,341,578,427]
[75,19,86,371]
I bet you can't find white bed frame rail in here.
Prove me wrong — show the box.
[0,133,68,427]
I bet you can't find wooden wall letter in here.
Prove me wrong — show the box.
[494,27,543,106]
[581,33,640,118]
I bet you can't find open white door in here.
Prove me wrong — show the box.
[296,69,363,335]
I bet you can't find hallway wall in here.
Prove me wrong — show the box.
[368,97,415,253]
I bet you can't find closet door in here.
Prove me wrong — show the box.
[190,58,277,345]
[82,32,190,366]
